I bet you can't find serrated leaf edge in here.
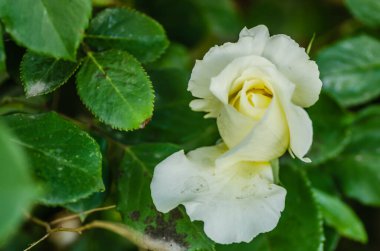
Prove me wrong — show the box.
[20,51,82,98]
[75,49,155,131]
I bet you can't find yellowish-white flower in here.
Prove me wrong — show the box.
[189,25,322,165]
[151,144,286,244]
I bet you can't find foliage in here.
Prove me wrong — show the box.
[0,0,379,250]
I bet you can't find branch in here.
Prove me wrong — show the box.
[25,205,116,251]
[24,219,185,251]
[50,205,116,225]
[76,220,186,251]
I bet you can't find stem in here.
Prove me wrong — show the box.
[74,220,186,251]
[25,205,117,250]
[26,214,51,232]
[25,219,185,251]
[50,205,116,225]
[24,233,50,251]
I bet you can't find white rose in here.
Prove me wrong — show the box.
[151,144,286,244]
[188,25,322,165]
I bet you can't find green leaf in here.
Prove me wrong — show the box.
[346,0,380,27]
[0,121,36,247]
[314,189,367,243]
[64,136,109,213]
[327,106,380,206]
[244,0,330,43]
[20,51,79,97]
[70,229,135,251]
[306,166,339,196]
[86,8,169,63]
[76,50,154,131]
[216,165,324,251]
[116,143,215,251]
[306,92,351,165]
[0,0,91,60]
[0,24,6,80]
[317,35,380,107]
[323,227,340,251]
[3,112,104,205]
[122,69,219,150]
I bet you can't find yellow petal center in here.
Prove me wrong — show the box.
[228,78,273,119]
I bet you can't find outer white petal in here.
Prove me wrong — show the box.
[285,105,313,162]
[151,145,286,244]
[263,34,322,107]
[150,150,203,213]
[151,145,227,213]
[217,97,289,167]
[188,25,270,116]
[262,67,312,162]
[189,99,222,118]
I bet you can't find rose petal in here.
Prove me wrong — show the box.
[188,25,270,116]
[263,67,312,162]
[151,145,286,244]
[217,105,257,148]
[217,97,289,167]
[189,99,222,118]
[209,55,274,104]
[263,34,322,107]
[285,104,313,162]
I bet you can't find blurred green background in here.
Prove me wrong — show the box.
[2,0,380,250]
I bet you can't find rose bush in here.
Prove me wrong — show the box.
[189,25,322,165]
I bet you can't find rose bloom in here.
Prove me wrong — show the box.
[151,144,286,244]
[189,25,322,165]
[151,25,322,244]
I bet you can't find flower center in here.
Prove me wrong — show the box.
[228,78,273,119]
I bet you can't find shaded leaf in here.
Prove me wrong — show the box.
[346,0,380,27]
[21,51,79,97]
[0,24,6,82]
[306,92,351,165]
[3,112,104,205]
[314,189,367,243]
[192,0,241,39]
[244,0,337,43]
[317,35,380,107]
[323,226,340,251]
[147,43,191,71]
[0,0,91,60]
[217,165,324,251]
[306,166,339,196]
[327,106,380,206]
[116,143,215,251]
[121,69,219,150]
[135,0,208,46]
[69,229,136,251]
[64,136,109,213]
[76,50,154,131]
[0,121,36,246]
[86,8,168,63]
